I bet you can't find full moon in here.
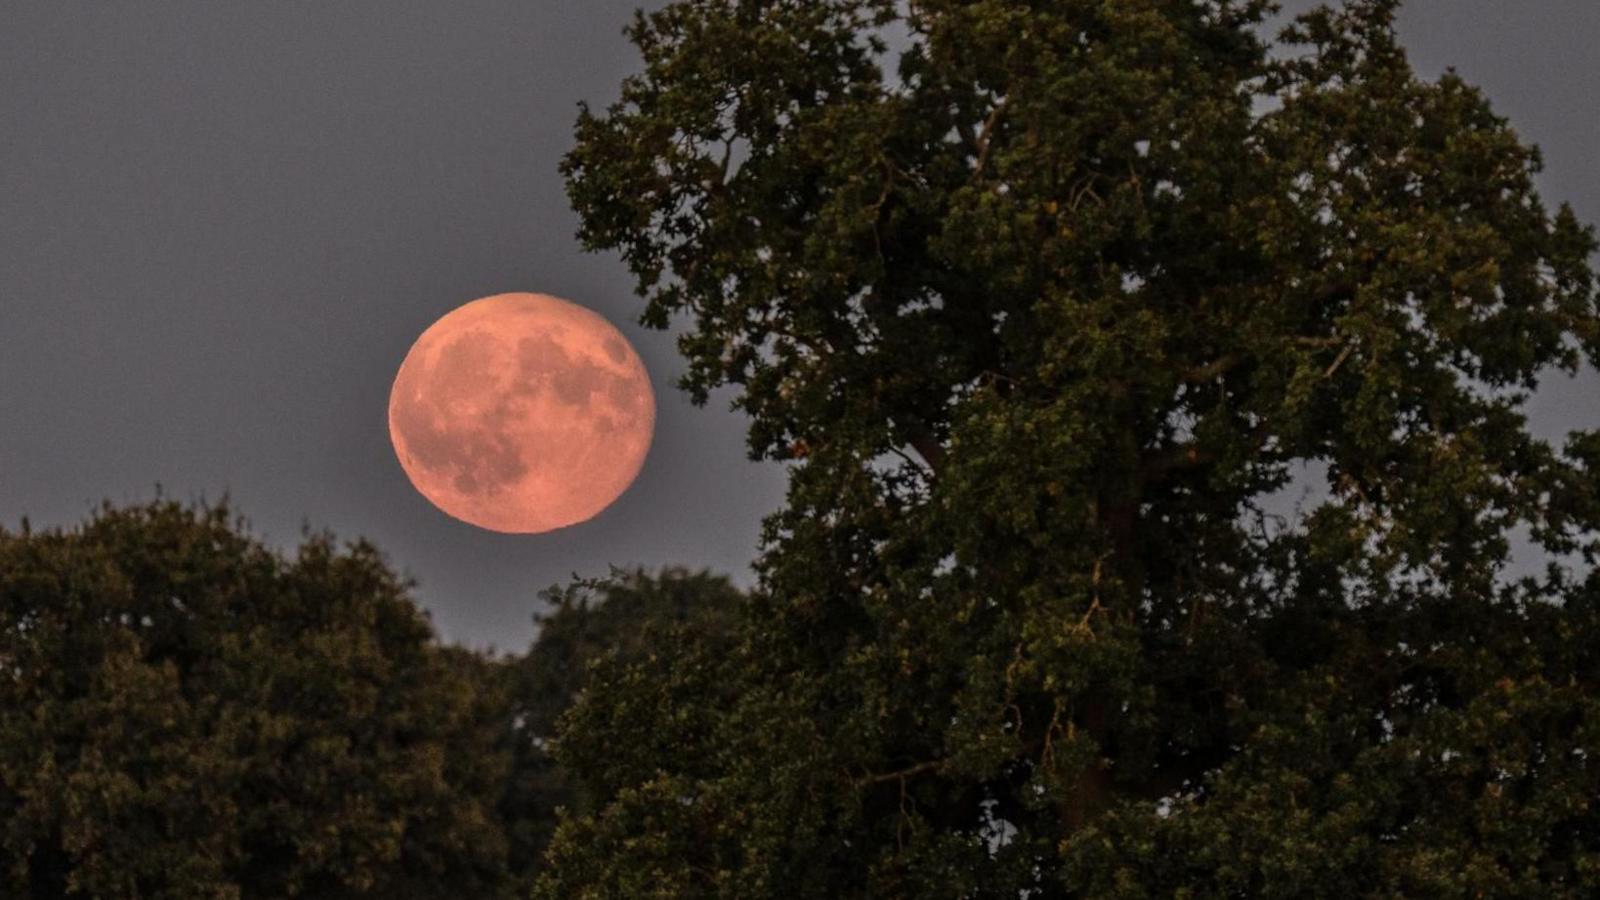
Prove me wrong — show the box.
[388,292,655,533]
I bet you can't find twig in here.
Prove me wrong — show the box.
[970,95,1009,179]
[856,758,944,788]
[1183,352,1245,384]
[1322,341,1355,379]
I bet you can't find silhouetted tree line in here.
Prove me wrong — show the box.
[0,500,739,898]
[9,0,1600,895]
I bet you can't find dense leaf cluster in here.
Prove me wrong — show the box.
[501,567,744,886]
[0,501,740,898]
[545,0,1600,896]
[0,501,508,898]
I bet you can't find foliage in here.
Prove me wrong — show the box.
[0,498,746,897]
[0,500,513,899]
[545,0,1600,896]
[499,567,744,883]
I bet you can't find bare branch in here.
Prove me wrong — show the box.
[884,445,930,476]
[1322,341,1356,379]
[909,431,946,474]
[970,95,1009,180]
[1183,352,1246,384]
[855,759,943,788]
[1294,335,1344,348]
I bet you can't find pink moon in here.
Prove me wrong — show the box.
[387,292,655,533]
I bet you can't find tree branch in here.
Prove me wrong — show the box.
[1315,280,1357,306]
[1182,352,1246,384]
[1062,699,1112,834]
[1295,335,1344,348]
[970,95,1009,180]
[1322,340,1356,379]
[855,758,943,788]
[909,431,946,475]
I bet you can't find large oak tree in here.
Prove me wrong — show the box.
[542,0,1600,896]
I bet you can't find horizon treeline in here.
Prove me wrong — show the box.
[0,499,731,898]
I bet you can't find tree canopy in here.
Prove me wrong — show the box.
[0,500,512,898]
[543,0,1600,896]
[0,499,744,898]
[500,567,745,885]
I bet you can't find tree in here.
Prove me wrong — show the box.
[0,500,513,899]
[498,567,743,882]
[542,0,1600,896]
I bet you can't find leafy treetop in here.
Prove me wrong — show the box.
[545,0,1600,896]
[0,500,511,899]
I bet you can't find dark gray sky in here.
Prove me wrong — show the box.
[2,1,1595,650]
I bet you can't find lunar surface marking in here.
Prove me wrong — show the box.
[388,293,655,533]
